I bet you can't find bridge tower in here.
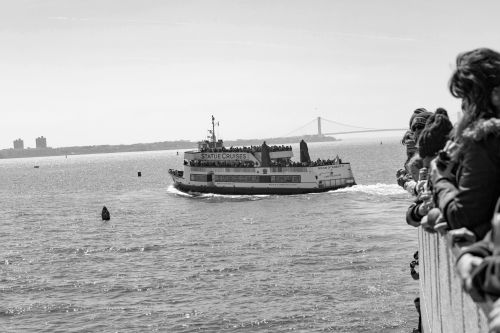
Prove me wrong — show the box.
[317,117,322,136]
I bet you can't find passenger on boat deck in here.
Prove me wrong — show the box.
[406,110,453,227]
[207,145,292,153]
[430,47,500,239]
[189,160,255,168]
[187,157,340,168]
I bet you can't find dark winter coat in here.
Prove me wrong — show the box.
[433,118,500,239]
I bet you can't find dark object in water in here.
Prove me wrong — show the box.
[101,206,110,221]
[138,171,142,177]
[34,165,40,168]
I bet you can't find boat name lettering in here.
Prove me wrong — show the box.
[200,153,248,160]
[317,165,342,170]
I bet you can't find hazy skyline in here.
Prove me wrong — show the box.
[1,0,500,148]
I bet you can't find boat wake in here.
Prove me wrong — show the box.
[330,183,407,196]
[167,185,269,201]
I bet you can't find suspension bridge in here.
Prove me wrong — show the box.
[284,117,406,137]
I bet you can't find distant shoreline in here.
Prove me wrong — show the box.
[0,135,337,159]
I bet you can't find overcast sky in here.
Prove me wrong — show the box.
[1,0,500,148]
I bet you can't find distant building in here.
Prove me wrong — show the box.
[36,136,47,149]
[13,138,24,150]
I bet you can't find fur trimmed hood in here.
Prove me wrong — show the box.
[463,118,500,142]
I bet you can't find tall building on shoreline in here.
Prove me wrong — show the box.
[36,136,47,149]
[13,138,24,150]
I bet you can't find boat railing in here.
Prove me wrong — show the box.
[419,227,492,333]
[190,167,256,173]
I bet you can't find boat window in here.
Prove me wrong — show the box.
[212,174,301,183]
[190,174,209,182]
[259,175,271,183]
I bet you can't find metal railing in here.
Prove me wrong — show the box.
[419,229,491,333]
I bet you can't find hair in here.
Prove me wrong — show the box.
[449,48,500,139]
[417,111,453,158]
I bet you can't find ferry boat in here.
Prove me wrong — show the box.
[168,116,356,195]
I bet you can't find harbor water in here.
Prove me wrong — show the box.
[0,139,419,332]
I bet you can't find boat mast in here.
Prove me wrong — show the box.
[211,115,216,143]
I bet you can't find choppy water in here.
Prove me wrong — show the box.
[0,139,419,332]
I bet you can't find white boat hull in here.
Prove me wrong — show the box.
[169,164,356,195]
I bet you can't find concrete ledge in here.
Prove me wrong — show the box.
[418,228,492,333]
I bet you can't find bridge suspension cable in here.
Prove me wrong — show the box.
[281,117,406,137]
[282,119,317,137]
[320,117,377,131]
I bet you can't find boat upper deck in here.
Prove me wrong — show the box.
[180,116,348,171]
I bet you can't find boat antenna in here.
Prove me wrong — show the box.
[211,115,216,143]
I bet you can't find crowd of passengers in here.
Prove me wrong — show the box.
[396,48,500,332]
[186,157,342,168]
[199,145,292,153]
[188,160,256,168]
[272,158,342,167]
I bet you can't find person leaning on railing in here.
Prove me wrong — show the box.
[397,109,433,196]
[406,109,453,227]
[429,47,500,240]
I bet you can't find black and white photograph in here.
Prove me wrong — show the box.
[1,1,500,332]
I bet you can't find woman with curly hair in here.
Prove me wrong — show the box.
[431,48,500,239]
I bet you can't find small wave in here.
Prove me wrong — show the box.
[330,183,407,196]
[167,185,193,197]
[48,244,163,255]
[1,303,86,317]
[193,193,269,202]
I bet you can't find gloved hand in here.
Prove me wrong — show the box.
[397,173,411,188]
[416,180,427,195]
[420,216,435,233]
[396,168,407,178]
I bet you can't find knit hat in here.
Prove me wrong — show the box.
[411,111,433,131]
[435,107,449,117]
[417,113,453,158]
[409,108,428,128]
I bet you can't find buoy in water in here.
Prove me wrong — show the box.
[138,171,142,177]
[101,206,110,221]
